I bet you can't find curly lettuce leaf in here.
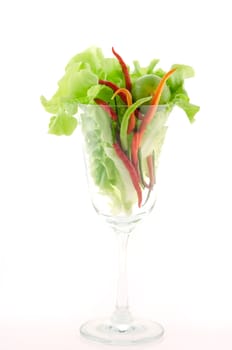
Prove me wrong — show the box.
[101,58,124,85]
[41,69,98,114]
[65,47,105,74]
[165,65,199,122]
[167,64,195,91]
[48,114,78,136]
[41,47,126,136]
[170,85,200,122]
[174,99,200,122]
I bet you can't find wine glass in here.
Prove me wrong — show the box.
[77,103,171,345]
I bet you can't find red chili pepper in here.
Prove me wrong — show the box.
[113,141,142,207]
[138,149,149,188]
[127,114,136,134]
[146,153,155,189]
[94,98,118,121]
[135,109,144,120]
[112,47,132,91]
[99,79,119,91]
[131,132,140,169]
[142,152,156,206]
[99,79,127,104]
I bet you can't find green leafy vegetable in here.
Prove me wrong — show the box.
[48,114,78,136]
[79,105,137,213]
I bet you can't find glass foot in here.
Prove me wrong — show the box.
[80,317,164,345]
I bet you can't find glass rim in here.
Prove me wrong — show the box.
[77,103,171,113]
[78,103,170,107]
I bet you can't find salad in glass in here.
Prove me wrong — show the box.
[41,47,200,214]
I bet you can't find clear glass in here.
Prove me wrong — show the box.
[78,104,171,345]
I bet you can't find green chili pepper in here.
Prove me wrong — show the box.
[119,96,152,152]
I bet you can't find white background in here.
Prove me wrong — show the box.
[0,0,232,349]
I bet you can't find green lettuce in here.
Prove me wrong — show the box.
[41,47,125,135]
[79,105,137,213]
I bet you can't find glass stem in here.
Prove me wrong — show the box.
[111,231,133,327]
[116,232,129,310]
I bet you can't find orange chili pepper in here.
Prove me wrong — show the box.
[112,88,136,133]
[131,68,176,167]
[139,68,176,138]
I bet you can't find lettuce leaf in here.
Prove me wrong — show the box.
[170,84,200,122]
[41,69,98,114]
[174,99,200,123]
[79,105,137,213]
[165,65,200,122]
[48,114,78,136]
[132,58,160,78]
[140,106,171,161]
[41,47,126,136]
[167,64,195,91]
